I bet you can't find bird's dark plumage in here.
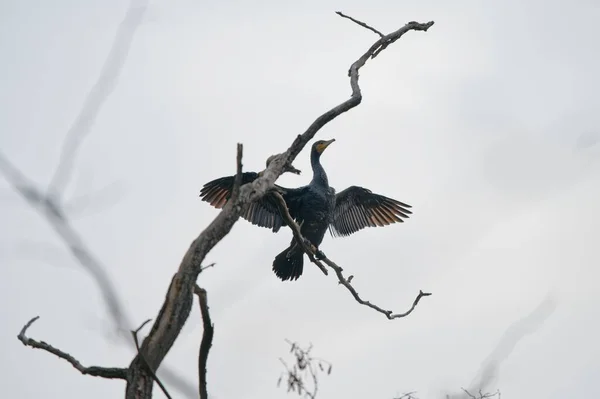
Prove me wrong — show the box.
[199,139,413,281]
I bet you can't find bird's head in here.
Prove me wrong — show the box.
[312,139,336,156]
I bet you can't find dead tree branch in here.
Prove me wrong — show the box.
[336,11,384,37]
[272,190,431,319]
[194,285,214,399]
[17,316,127,380]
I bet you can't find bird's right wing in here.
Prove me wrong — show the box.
[199,172,286,232]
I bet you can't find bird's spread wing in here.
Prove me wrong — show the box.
[199,173,301,233]
[329,186,412,237]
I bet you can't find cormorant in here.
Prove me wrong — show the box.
[199,139,412,281]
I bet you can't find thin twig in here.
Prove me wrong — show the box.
[194,285,214,399]
[17,316,127,380]
[131,319,173,399]
[199,262,216,272]
[336,11,384,37]
[323,251,431,319]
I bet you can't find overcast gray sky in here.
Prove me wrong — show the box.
[1,0,599,398]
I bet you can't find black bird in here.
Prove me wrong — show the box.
[199,139,412,281]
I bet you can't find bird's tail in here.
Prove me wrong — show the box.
[272,245,304,281]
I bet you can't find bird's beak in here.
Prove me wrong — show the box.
[321,138,335,151]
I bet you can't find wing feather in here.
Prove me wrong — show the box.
[200,172,286,232]
[330,186,412,237]
[200,172,304,233]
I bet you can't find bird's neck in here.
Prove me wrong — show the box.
[310,153,329,187]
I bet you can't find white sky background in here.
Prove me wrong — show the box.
[1,0,599,398]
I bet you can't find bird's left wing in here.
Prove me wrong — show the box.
[199,172,286,232]
[329,186,412,237]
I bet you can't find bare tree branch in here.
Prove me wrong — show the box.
[131,319,173,399]
[272,190,431,319]
[17,316,127,380]
[336,11,384,37]
[194,285,214,399]
[47,0,148,198]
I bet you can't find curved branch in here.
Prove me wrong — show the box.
[17,316,127,380]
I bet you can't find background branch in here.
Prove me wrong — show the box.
[0,153,130,333]
[17,316,127,380]
[47,0,148,198]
